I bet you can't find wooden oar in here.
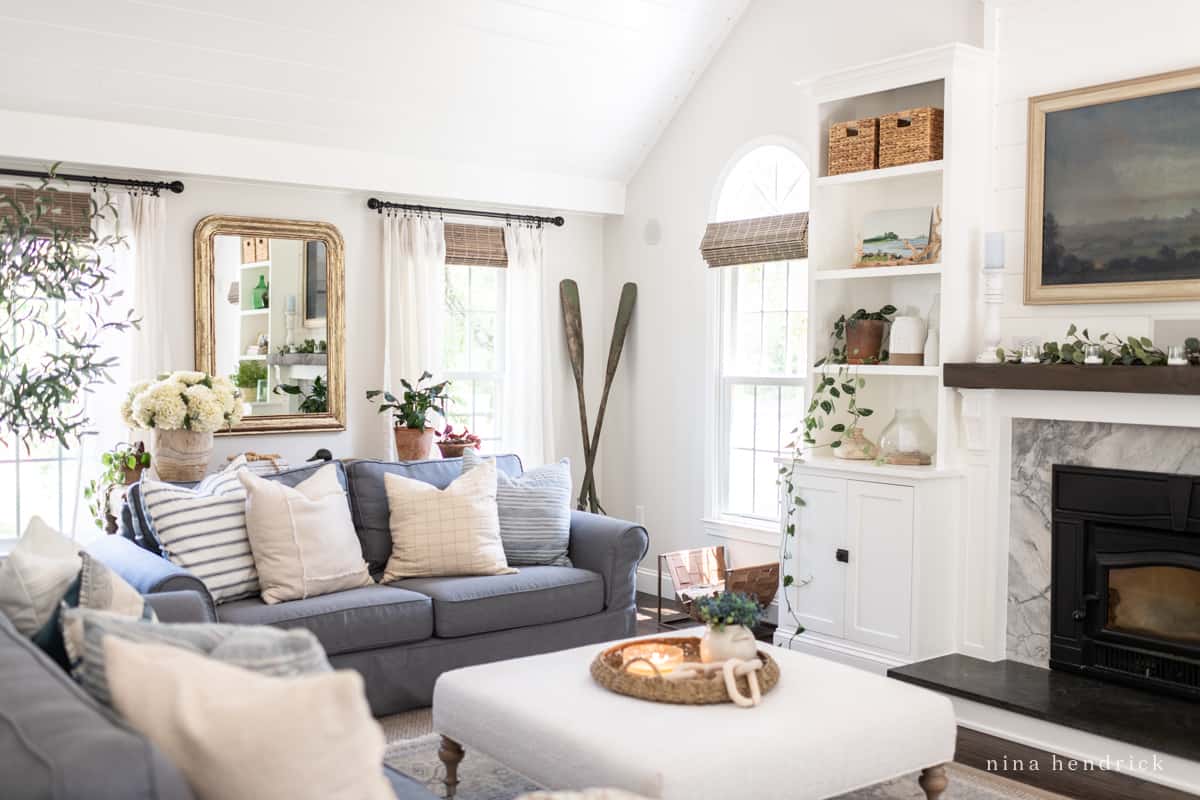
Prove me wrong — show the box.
[579,282,637,514]
[559,279,593,510]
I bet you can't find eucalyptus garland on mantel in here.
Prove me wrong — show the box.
[995,324,1200,366]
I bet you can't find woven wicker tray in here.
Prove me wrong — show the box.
[590,637,780,705]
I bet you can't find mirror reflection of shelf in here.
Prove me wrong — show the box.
[241,308,269,317]
[238,354,266,361]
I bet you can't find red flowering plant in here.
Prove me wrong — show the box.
[437,425,482,449]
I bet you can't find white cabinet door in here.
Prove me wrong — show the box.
[844,481,914,654]
[783,474,846,638]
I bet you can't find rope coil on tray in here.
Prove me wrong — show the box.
[590,637,779,706]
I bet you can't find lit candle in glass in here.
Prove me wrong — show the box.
[622,643,685,677]
[1084,344,1103,365]
[1168,345,1188,366]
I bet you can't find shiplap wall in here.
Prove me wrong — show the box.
[991,0,1200,348]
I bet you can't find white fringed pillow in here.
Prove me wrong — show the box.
[381,459,516,581]
[239,465,373,605]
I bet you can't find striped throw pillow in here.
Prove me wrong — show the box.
[141,457,258,603]
[462,449,572,567]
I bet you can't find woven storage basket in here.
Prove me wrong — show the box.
[590,637,780,705]
[828,117,878,175]
[878,107,944,168]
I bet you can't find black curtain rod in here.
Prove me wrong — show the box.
[367,197,563,227]
[0,168,184,196]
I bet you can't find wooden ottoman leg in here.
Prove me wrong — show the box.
[438,736,465,799]
[918,764,948,800]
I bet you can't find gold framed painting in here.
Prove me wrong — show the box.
[1025,66,1200,304]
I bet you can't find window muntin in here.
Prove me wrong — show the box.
[443,264,505,445]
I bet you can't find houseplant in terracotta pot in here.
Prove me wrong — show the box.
[84,441,151,533]
[436,425,481,459]
[694,591,762,664]
[366,372,450,461]
[836,305,896,364]
[122,371,243,481]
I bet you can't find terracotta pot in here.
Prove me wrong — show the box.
[152,429,213,482]
[437,442,474,459]
[393,427,435,461]
[845,318,886,364]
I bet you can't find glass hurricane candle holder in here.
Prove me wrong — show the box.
[1020,342,1040,364]
[1168,345,1188,366]
[621,642,685,677]
[1083,344,1103,365]
[878,408,935,466]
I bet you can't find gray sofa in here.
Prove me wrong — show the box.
[0,591,437,800]
[90,455,650,716]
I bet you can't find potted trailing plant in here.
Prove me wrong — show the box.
[122,371,243,481]
[274,375,328,414]
[366,372,450,461]
[694,591,762,664]
[0,172,139,452]
[437,424,481,459]
[823,304,896,365]
[84,441,151,533]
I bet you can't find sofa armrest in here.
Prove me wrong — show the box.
[86,536,216,620]
[567,511,649,611]
[144,590,217,624]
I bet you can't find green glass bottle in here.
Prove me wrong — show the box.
[252,274,268,309]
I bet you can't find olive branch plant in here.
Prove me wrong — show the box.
[0,168,139,452]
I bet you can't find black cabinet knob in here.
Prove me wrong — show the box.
[835,548,850,563]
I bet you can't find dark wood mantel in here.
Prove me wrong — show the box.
[943,363,1200,395]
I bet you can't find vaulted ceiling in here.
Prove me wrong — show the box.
[0,0,749,188]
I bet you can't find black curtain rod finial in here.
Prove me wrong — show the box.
[0,167,184,195]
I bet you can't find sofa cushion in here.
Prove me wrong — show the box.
[216,585,433,656]
[346,455,523,574]
[392,566,604,638]
[0,611,193,800]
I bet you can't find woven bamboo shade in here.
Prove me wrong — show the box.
[445,222,507,267]
[699,212,808,268]
[0,188,92,239]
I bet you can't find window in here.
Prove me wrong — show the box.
[0,298,84,544]
[713,145,810,522]
[443,264,505,446]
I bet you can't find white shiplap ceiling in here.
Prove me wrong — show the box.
[0,0,748,187]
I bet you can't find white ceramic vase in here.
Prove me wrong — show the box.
[153,429,213,482]
[700,624,758,663]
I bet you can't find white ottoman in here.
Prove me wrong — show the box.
[433,634,956,799]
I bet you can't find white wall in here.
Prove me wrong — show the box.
[93,172,607,487]
[601,0,982,592]
[989,0,1200,347]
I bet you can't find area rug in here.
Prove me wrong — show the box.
[382,711,1068,800]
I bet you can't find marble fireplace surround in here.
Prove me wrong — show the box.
[1007,419,1200,665]
[955,388,1200,665]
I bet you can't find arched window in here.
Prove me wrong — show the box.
[713,145,809,521]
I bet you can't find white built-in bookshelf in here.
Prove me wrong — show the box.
[800,44,992,472]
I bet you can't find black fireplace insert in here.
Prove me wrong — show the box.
[1050,464,1200,700]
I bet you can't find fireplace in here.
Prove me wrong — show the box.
[1050,464,1200,699]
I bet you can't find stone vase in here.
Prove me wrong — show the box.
[699,624,758,663]
[393,427,434,461]
[152,429,213,482]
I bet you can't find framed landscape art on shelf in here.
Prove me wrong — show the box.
[1026,66,1200,304]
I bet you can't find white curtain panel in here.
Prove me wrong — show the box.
[381,213,446,458]
[128,192,172,381]
[502,224,555,466]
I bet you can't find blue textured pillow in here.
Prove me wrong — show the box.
[462,449,572,566]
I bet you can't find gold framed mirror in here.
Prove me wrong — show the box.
[194,215,345,434]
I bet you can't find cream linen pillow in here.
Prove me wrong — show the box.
[0,516,82,636]
[105,637,394,800]
[382,459,517,581]
[239,465,373,604]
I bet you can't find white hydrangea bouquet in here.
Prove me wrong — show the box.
[122,371,243,481]
[122,371,243,432]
